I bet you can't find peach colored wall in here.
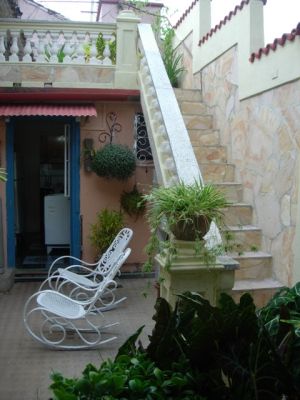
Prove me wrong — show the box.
[80,101,153,265]
[0,102,153,269]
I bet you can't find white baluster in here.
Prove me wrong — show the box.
[36,37,46,63]
[49,36,59,63]
[146,87,156,100]
[150,99,159,112]
[22,38,32,62]
[70,32,78,63]
[63,37,72,63]
[102,42,111,65]
[89,40,99,65]
[9,36,19,62]
[75,38,85,64]
[0,36,6,62]
[144,75,153,88]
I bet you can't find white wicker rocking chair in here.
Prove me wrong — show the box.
[40,228,133,311]
[23,250,130,350]
[44,248,131,312]
[46,227,133,286]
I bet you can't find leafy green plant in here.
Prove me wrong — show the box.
[83,42,91,63]
[50,287,300,399]
[0,168,7,182]
[96,32,105,59]
[120,185,146,219]
[50,351,203,400]
[143,181,230,270]
[109,33,116,64]
[89,208,124,256]
[96,32,116,64]
[91,144,136,181]
[161,27,185,87]
[143,291,300,399]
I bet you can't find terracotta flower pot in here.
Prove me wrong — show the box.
[170,216,211,241]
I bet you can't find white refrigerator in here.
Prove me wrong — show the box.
[44,194,70,254]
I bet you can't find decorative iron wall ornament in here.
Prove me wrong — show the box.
[98,112,122,144]
[134,112,153,161]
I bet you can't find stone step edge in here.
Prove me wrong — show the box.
[223,225,262,232]
[183,113,213,118]
[227,251,271,259]
[232,278,284,291]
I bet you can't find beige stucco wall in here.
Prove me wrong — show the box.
[80,101,153,265]
[197,46,300,285]
[0,101,153,269]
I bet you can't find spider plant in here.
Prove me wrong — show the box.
[143,181,230,270]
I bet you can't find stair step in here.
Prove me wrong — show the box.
[188,129,220,146]
[222,225,262,252]
[214,182,243,202]
[174,88,202,102]
[231,278,284,308]
[179,101,208,115]
[224,203,253,225]
[194,145,227,163]
[200,163,235,182]
[230,251,272,281]
[183,114,213,130]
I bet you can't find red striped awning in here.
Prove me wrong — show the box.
[0,104,97,117]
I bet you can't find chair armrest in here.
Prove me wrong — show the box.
[47,255,98,278]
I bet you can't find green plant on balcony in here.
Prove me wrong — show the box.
[89,208,124,256]
[96,32,116,64]
[143,181,230,270]
[91,143,136,181]
[161,27,185,88]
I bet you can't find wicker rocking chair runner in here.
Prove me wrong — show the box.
[23,249,131,349]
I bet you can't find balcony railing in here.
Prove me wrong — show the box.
[0,19,116,65]
[0,11,140,89]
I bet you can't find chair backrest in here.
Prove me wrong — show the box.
[87,248,131,311]
[96,228,133,276]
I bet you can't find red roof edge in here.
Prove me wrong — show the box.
[174,0,198,29]
[198,0,254,47]
[249,22,300,63]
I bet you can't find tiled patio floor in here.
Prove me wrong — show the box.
[0,277,156,400]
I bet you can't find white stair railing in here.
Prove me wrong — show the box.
[138,23,203,187]
[138,23,224,249]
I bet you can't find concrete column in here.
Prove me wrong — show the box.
[115,10,140,89]
[199,0,211,39]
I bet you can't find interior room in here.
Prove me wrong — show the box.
[14,118,70,269]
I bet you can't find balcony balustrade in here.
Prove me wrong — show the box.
[0,11,140,89]
[0,20,115,65]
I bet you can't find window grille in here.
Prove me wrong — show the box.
[134,113,153,162]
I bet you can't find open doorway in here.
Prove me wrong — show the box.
[14,118,70,269]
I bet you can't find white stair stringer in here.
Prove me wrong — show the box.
[137,23,203,188]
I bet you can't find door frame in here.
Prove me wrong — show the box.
[6,116,81,268]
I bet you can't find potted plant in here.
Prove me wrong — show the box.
[91,143,136,181]
[89,208,124,257]
[143,181,230,270]
[120,185,146,219]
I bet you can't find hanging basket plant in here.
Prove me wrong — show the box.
[91,143,136,181]
[120,185,146,219]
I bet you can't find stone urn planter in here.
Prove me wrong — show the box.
[142,181,238,306]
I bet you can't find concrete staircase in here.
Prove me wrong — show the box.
[174,88,283,307]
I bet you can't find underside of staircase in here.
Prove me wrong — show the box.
[174,88,283,307]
